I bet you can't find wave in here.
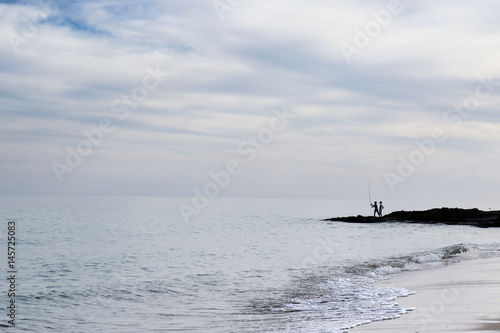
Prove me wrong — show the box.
[366,242,500,280]
[240,242,500,333]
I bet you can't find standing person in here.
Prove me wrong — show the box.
[371,201,378,217]
[378,201,384,217]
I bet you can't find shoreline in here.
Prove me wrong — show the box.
[350,256,500,332]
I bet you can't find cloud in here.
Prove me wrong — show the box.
[0,0,500,203]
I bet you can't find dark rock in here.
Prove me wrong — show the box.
[324,207,500,228]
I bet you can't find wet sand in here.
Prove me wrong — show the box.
[351,256,500,333]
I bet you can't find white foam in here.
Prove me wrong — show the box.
[373,265,402,275]
[413,253,442,263]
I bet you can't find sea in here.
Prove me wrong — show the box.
[1,195,500,332]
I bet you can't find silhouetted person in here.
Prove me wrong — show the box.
[378,201,384,217]
[371,201,378,217]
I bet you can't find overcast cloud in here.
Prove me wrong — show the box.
[1,0,500,207]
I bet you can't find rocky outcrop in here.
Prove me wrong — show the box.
[324,208,500,228]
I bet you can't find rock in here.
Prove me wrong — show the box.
[324,207,500,228]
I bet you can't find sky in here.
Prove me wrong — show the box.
[1,0,500,207]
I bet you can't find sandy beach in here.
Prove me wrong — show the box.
[351,256,500,333]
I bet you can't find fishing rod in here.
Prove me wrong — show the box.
[368,179,372,205]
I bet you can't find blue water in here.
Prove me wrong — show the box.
[1,195,500,332]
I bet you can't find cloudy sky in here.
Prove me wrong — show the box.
[1,0,500,206]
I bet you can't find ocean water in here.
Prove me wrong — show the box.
[1,195,500,332]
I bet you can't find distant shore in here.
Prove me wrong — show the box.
[325,207,500,228]
[350,256,500,332]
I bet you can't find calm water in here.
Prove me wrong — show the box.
[1,195,500,332]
